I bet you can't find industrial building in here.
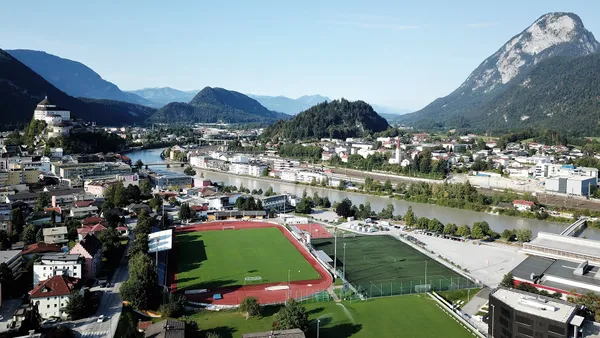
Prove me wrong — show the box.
[148,171,193,190]
[545,176,597,196]
[522,232,600,264]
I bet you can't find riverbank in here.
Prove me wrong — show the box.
[123,147,600,239]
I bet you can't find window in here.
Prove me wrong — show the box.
[517,326,533,337]
[47,305,50,308]
[515,315,533,326]
[54,304,57,307]
[548,324,565,335]
[501,306,512,319]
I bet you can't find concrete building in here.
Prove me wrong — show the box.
[149,171,193,190]
[523,232,600,264]
[42,226,68,245]
[0,250,23,279]
[50,162,132,180]
[69,234,102,280]
[33,253,83,286]
[488,287,582,338]
[29,275,78,319]
[545,176,597,196]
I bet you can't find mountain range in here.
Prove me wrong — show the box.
[127,87,197,106]
[147,87,290,124]
[399,12,600,133]
[261,99,389,141]
[0,48,155,127]
[7,49,155,107]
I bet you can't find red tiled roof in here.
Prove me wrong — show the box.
[116,226,128,231]
[77,224,107,235]
[30,275,78,298]
[138,321,152,332]
[190,205,208,212]
[75,200,95,208]
[82,216,104,226]
[20,243,62,256]
[44,207,61,213]
[513,200,534,206]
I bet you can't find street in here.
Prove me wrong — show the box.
[67,234,131,337]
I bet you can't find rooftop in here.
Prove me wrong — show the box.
[20,243,62,256]
[42,226,68,236]
[491,287,577,323]
[29,275,78,298]
[0,250,22,264]
[40,253,80,262]
[524,232,600,263]
[144,319,185,338]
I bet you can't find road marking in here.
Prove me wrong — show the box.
[80,330,109,337]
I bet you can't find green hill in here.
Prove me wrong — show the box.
[261,99,389,141]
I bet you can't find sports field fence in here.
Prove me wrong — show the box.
[360,275,478,299]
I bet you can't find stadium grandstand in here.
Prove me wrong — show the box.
[522,232,600,264]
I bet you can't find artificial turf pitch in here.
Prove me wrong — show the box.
[312,235,476,296]
[175,228,320,290]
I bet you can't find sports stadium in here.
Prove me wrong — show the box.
[168,221,332,305]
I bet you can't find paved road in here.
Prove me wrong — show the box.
[68,234,132,337]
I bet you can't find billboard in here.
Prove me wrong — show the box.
[148,229,173,253]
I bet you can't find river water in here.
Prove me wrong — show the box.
[124,148,600,239]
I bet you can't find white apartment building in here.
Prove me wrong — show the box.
[33,253,83,286]
[29,275,78,319]
[43,226,68,245]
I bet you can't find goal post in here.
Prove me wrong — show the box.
[222,225,236,230]
[244,276,262,285]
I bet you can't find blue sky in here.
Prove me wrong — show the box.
[1,1,598,111]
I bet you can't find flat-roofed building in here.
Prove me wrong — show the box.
[33,253,83,286]
[489,287,582,338]
[523,232,600,264]
[42,226,68,245]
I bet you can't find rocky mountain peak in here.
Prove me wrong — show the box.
[461,12,600,94]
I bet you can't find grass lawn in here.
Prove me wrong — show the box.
[192,295,472,338]
[437,288,481,307]
[176,228,320,290]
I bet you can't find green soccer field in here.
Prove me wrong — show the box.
[175,228,321,290]
[312,235,476,297]
[191,295,472,338]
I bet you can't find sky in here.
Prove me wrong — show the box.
[1,1,599,111]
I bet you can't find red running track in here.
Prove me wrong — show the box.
[294,223,333,239]
[167,221,332,305]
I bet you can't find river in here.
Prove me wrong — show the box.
[124,148,600,240]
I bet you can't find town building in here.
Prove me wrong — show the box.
[488,287,582,338]
[42,226,68,245]
[50,162,132,181]
[69,205,99,218]
[522,232,600,264]
[0,250,23,279]
[545,176,597,196]
[29,275,78,319]
[261,194,292,212]
[33,253,83,286]
[141,319,185,338]
[148,171,193,190]
[77,223,107,241]
[513,200,534,211]
[69,234,102,279]
[242,329,306,338]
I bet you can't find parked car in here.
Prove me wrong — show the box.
[97,315,105,323]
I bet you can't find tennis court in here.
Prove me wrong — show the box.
[312,235,477,298]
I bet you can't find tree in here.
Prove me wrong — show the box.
[21,224,38,244]
[295,198,312,214]
[568,292,600,321]
[64,292,87,320]
[364,177,373,191]
[443,223,458,236]
[135,159,144,169]
[273,299,309,332]
[428,218,444,233]
[500,272,514,288]
[11,208,25,237]
[205,333,221,338]
[139,179,152,197]
[261,167,269,177]
[501,229,515,241]
[337,180,346,190]
[264,186,275,197]
[379,203,394,219]
[240,296,261,318]
[35,192,51,211]
[184,166,196,176]
[383,180,393,193]
[472,221,491,239]
[120,253,161,310]
[135,209,152,235]
[416,217,429,229]
[98,227,121,259]
[178,203,192,222]
[322,197,331,208]
[310,177,317,186]
[124,184,141,202]
[404,207,416,227]
[335,198,353,218]
[456,224,471,238]
[516,229,533,243]
[148,195,163,211]
[128,233,150,258]
[158,294,186,318]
